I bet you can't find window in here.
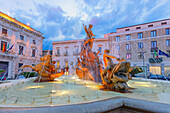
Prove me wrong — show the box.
[126,53,131,59]
[166,28,170,35]
[161,22,167,25]
[1,41,7,51]
[98,47,102,53]
[136,27,141,29]
[138,52,143,59]
[151,41,157,48]
[167,51,170,56]
[126,34,131,40]
[19,46,24,55]
[32,64,35,71]
[138,42,143,49]
[32,49,35,57]
[57,61,60,68]
[148,24,153,27]
[76,46,79,54]
[20,35,24,40]
[166,39,170,46]
[151,30,157,37]
[125,29,130,31]
[138,33,143,39]
[65,48,68,55]
[18,63,23,69]
[2,28,7,35]
[115,36,120,42]
[126,44,131,50]
[57,48,60,55]
[33,40,36,44]
[65,61,68,67]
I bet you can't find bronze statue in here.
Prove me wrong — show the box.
[101,49,141,91]
[76,24,102,82]
[20,55,67,82]
[83,24,95,50]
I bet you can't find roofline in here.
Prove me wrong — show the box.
[52,39,84,45]
[0,11,43,36]
[52,38,107,45]
[117,18,170,29]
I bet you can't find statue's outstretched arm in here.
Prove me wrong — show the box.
[105,53,119,60]
[90,30,95,36]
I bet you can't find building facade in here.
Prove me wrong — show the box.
[52,38,108,75]
[0,11,44,78]
[107,19,170,76]
[42,50,52,57]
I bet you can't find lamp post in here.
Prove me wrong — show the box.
[141,51,147,78]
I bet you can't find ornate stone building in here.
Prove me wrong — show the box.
[106,19,170,77]
[0,11,44,78]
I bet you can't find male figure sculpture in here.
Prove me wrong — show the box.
[83,24,95,50]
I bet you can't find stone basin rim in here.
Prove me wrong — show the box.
[0,97,170,113]
[0,96,121,108]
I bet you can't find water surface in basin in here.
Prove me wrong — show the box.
[0,75,170,107]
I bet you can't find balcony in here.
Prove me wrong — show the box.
[73,51,79,56]
[0,33,10,41]
[0,50,17,57]
[64,52,68,56]
[150,47,158,52]
[149,57,163,63]
[55,54,60,57]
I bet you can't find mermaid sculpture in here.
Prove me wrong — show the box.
[20,54,68,82]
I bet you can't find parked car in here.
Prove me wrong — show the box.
[148,74,170,81]
[16,76,25,79]
[0,76,6,81]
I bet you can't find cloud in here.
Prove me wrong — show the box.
[0,0,170,50]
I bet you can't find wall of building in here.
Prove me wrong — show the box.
[0,13,43,78]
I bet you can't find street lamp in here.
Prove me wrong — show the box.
[141,51,147,78]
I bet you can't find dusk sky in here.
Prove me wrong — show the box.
[0,0,170,50]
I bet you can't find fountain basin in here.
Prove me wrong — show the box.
[0,75,170,112]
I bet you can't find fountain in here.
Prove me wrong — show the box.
[76,24,103,82]
[0,24,169,113]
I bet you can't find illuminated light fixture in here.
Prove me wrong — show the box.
[50,90,71,96]
[25,85,44,89]
[7,12,10,16]
[50,90,57,93]
[27,23,30,26]
[49,80,63,84]
[75,79,81,81]
[133,82,151,84]
[86,85,99,90]
[71,76,76,79]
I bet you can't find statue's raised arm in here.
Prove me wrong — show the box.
[82,24,96,50]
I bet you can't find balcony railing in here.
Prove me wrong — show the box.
[150,47,158,52]
[149,57,163,63]
[73,51,79,56]
[64,52,68,56]
[55,54,60,57]
[0,50,17,56]
[0,33,10,41]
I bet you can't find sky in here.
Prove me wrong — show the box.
[0,0,170,50]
